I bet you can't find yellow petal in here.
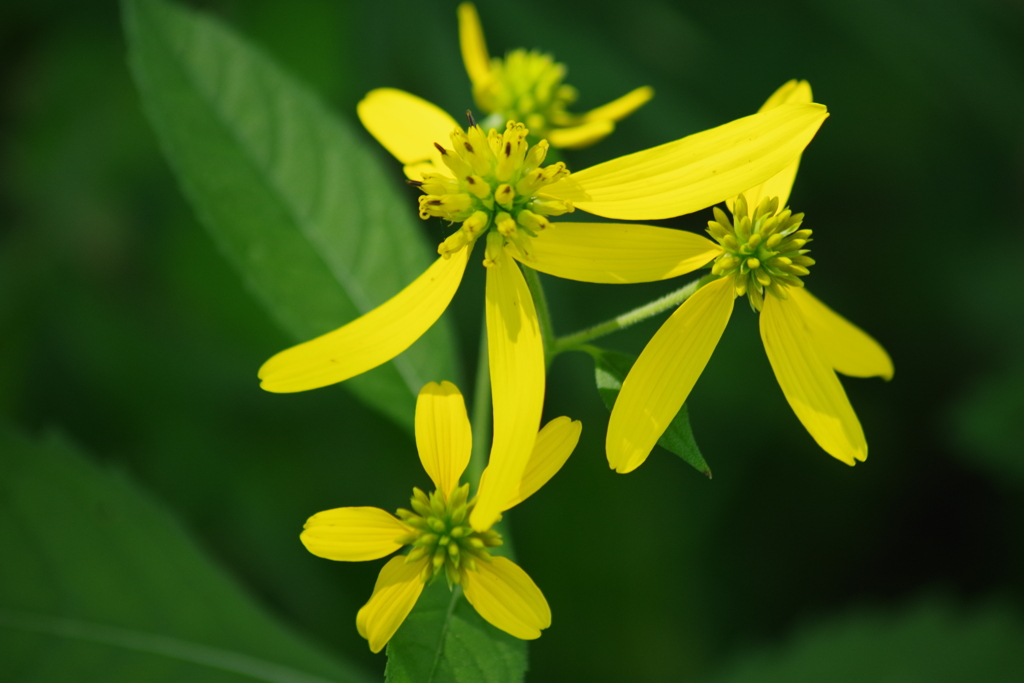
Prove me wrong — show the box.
[541,103,828,221]
[501,417,582,511]
[579,86,654,123]
[300,507,409,562]
[760,294,867,465]
[462,557,550,640]
[545,120,615,149]
[415,381,473,499]
[511,222,721,284]
[728,80,813,212]
[470,250,545,531]
[790,288,893,380]
[355,556,427,653]
[259,249,469,393]
[357,88,457,168]
[458,3,491,90]
[606,277,735,473]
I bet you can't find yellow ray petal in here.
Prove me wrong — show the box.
[462,557,551,640]
[511,222,721,284]
[415,381,473,499]
[355,555,427,653]
[259,248,470,393]
[357,88,457,169]
[790,288,894,380]
[300,507,409,562]
[458,3,491,90]
[546,120,615,149]
[541,103,828,221]
[728,80,813,212]
[501,417,582,512]
[579,86,654,123]
[607,277,735,473]
[470,250,545,531]
[760,294,867,465]
[403,161,441,181]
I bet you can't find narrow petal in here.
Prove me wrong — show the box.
[511,222,721,284]
[760,294,867,465]
[546,120,615,149]
[790,288,893,380]
[415,381,473,498]
[728,80,813,212]
[470,250,545,531]
[462,557,551,640]
[357,88,457,168]
[579,86,654,123]
[458,3,491,90]
[501,417,581,511]
[541,103,828,221]
[300,507,409,562]
[259,249,469,393]
[607,277,735,473]
[355,556,427,653]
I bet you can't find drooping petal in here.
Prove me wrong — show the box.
[462,556,551,640]
[259,248,470,393]
[357,88,457,170]
[760,294,868,465]
[470,250,545,531]
[501,417,582,512]
[789,288,894,380]
[541,103,828,221]
[607,277,735,473]
[511,222,721,284]
[579,86,654,123]
[546,120,615,149]
[728,80,813,212]
[355,556,427,653]
[300,507,410,562]
[458,3,491,90]
[415,381,473,499]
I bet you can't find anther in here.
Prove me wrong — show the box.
[466,110,477,127]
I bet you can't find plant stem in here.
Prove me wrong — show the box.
[550,274,715,355]
[466,324,491,490]
[520,265,556,366]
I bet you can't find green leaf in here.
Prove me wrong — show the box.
[704,602,1024,683]
[122,0,459,431]
[0,425,373,683]
[385,583,526,683]
[591,348,710,477]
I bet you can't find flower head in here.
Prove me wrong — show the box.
[606,80,894,473]
[458,2,653,148]
[301,381,581,652]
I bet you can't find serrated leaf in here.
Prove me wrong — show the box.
[591,348,710,477]
[0,425,373,683]
[384,582,527,683]
[123,0,459,431]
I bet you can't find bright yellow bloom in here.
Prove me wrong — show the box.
[259,87,827,530]
[606,80,894,473]
[457,2,653,149]
[301,381,581,653]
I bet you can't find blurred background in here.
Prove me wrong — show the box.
[2,0,1023,680]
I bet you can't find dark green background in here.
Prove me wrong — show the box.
[2,0,1022,680]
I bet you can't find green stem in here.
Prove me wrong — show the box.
[550,274,716,355]
[466,324,491,490]
[520,265,556,366]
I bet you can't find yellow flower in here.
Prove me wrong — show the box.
[301,381,581,653]
[457,2,653,149]
[606,80,894,473]
[259,86,827,530]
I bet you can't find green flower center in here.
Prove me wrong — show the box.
[707,194,816,311]
[394,483,503,587]
[413,120,574,267]
[475,49,577,134]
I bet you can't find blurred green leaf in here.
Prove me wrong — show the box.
[0,425,372,683]
[385,582,526,683]
[703,602,1024,683]
[591,347,710,477]
[122,0,459,431]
